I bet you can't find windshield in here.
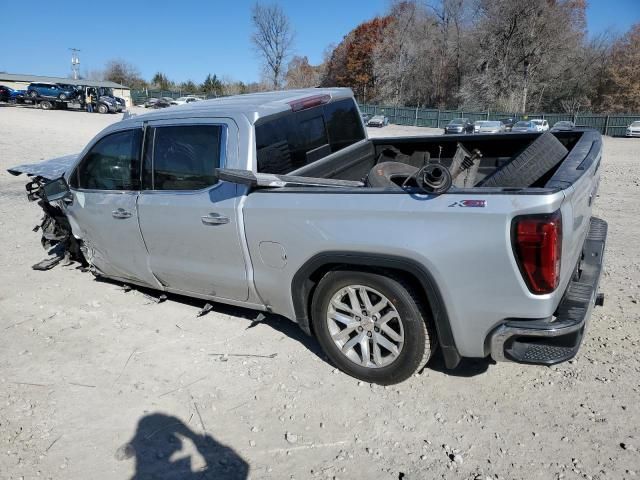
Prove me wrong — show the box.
[514,121,531,128]
[481,121,501,127]
[449,119,466,125]
[632,121,640,127]
[175,97,188,101]
[555,121,571,127]
[531,119,543,125]
[97,87,114,96]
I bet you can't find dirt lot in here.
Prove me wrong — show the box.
[0,105,639,480]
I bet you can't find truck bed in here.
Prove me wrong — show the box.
[291,130,589,191]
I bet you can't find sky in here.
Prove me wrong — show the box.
[0,0,638,85]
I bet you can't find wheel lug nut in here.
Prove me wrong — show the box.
[358,326,363,332]
[374,327,379,332]
[355,317,361,321]
[367,331,372,337]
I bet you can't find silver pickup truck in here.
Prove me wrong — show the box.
[8,88,607,384]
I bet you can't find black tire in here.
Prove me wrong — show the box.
[366,161,418,189]
[480,132,568,187]
[311,270,435,384]
[97,104,108,114]
[40,101,53,110]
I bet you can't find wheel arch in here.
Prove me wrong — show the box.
[290,252,461,369]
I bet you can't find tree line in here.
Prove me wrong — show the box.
[90,0,639,113]
[320,0,639,114]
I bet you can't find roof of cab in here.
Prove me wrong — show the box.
[122,87,354,126]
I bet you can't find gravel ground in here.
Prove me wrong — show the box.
[0,104,639,480]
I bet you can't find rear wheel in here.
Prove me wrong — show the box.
[58,93,68,100]
[311,270,435,384]
[29,90,38,98]
[40,101,53,110]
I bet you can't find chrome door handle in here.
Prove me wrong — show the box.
[201,213,229,225]
[112,208,132,219]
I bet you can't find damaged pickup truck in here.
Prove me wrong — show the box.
[8,88,607,384]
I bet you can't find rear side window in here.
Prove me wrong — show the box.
[73,129,141,190]
[256,109,329,174]
[143,124,222,191]
[324,98,365,152]
[256,98,365,174]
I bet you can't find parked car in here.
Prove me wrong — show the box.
[152,97,174,109]
[551,121,576,132]
[171,96,201,105]
[8,88,606,385]
[444,118,474,134]
[475,120,506,134]
[499,118,516,131]
[27,83,78,101]
[9,89,27,104]
[625,121,640,137]
[0,85,12,102]
[0,85,26,104]
[144,98,160,108]
[511,121,539,133]
[367,115,389,127]
[530,119,550,132]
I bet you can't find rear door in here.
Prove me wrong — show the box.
[66,127,159,287]
[137,118,249,301]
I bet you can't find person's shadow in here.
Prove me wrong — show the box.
[116,413,249,479]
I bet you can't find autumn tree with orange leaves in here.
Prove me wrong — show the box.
[321,16,392,102]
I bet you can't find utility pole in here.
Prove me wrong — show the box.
[69,48,81,80]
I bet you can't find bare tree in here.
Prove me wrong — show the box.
[251,2,295,89]
[285,56,321,89]
[103,59,146,89]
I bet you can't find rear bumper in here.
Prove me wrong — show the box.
[490,217,607,365]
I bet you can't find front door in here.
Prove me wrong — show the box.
[65,127,159,287]
[137,119,249,301]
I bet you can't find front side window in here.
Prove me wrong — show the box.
[143,124,222,191]
[73,129,141,190]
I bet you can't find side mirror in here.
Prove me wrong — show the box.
[42,176,71,202]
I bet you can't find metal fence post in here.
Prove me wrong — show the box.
[415,106,418,126]
[604,115,610,136]
[487,109,490,120]
[436,109,440,129]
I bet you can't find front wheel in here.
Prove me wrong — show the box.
[29,90,38,98]
[311,270,435,384]
[58,93,68,100]
[97,104,108,114]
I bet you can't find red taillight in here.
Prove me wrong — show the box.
[288,94,331,112]
[512,210,562,294]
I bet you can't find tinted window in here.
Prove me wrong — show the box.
[74,129,141,190]
[256,99,366,175]
[323,99,365,152]
[256,108,329,174]
[145,125,222,191]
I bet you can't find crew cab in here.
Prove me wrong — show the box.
[8,88,607,384]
